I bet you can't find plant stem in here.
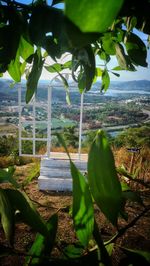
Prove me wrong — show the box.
[105,205,150,246]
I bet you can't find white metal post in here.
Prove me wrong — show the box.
[33,95,36,156]
[18,85,22,156]
[78,92,84,160]
[47,85,52,158]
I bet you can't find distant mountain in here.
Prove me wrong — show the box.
[93,80,150,91]
[115,80,150,91]
[0,79,150,102]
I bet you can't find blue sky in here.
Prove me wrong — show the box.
[3,0,150,81]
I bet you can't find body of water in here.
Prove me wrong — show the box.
[90,89,150,96]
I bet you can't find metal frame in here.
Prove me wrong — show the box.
[18,76,84,160]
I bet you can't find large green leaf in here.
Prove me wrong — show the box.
[88,130,122,225]
[19,36,34,61]
[26,48,43,103]
[6,189,48,237]
[8,49,21,82]
[0,189,14,245]
[64,17,100,49]
[125,33,148,67]
[65,0,124,33]
[75,45,95,91]
[0,167,20,189]
[24,213,58,266]
[29,6,65,58]
[71,161,94,247]
[0,25,20,70]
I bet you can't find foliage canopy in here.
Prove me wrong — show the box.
[0,0,150,102]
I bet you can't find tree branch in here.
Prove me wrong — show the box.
[105,205,150,246]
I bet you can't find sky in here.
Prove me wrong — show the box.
[2,0,150,81]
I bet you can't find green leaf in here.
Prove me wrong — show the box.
[88,130,122,225]
[19,36,34,61]
[71,161,94,247]
[45,63,62,73]
[8,49,21,82]
[115,43,128,69]
[112,66,124,71]
[78,73,86,93]
[0,167,20,189]
[6,189,48,237]
[63,60,72,69]
[58,72,70,105]
[72,46,95,91]
[122,191,144,206]
[64,17,100,49]
[24,213,58,266]
[121,247,150,265]
[0,189,14,245]
[83,45,95,91]
[101,69,110,92]
[102,33,116,55]
[111,72,120,77]
[46,60,71,73]
[65,0,124,33]
[98,51,110,62]
[29,6,64,58]
[105,243,114,257]
[64,244,83,259]
[93,67,102,83]
[26,48,43,103]
[125,33,148,67]
[20,61,27,76]
[127,17,137,32]
[121,181,130,192]
[93,220,112,265]
[96,68,102,77]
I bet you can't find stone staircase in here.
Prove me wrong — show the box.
[38,153,87,191]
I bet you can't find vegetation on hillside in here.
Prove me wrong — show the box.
[0,0,150,100]
[114,125,150,148]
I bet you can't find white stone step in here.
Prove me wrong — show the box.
[38,176,72,191]
[40,168,87,178]
[40,158,87,170]
[40,168,71,178]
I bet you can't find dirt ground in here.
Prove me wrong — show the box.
[0,163,150,266]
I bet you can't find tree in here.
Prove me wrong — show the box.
[0,0,149,103]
